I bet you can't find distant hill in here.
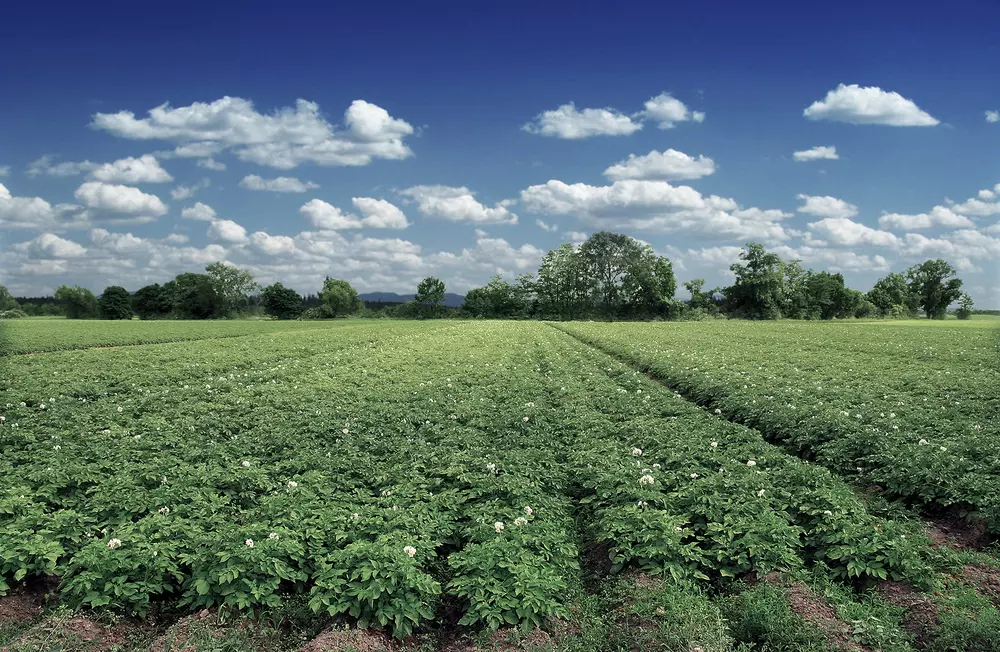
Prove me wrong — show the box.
[359,292,465,308]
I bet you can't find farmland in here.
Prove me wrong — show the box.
[1,318,999,651]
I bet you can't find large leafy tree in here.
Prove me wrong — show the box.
[724,243,785,320]
[99,286,133,320]
[413,277,447,317]
[578,231,675,317]
[955,292,974,320]
[534,244,592,319]
[906,259,964,319]
[319,278,363,317]
[0,285,19,311]
[171,273,224,319]
[261,282,303,320]
[54,285,99,319]
[866,273,915,317]
[683,278,709,309]
[461,274,532,318]
[132,284,174,319]
[205,262,259,316]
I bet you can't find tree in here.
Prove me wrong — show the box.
[99,286,133,320]
[0,286,19,311]
[578,231,675,317]
[906,259,964,319]
[54,285,99,319]
[724,243,785,319]
[534,244,592,319]
[132,284,173,319]
[955,292,974,320]
[683,279,709,309]
[413,277,447,317]
[171,273,224,319]
[781,260,810,319]
[866,273,915,317]
[319,278,363,317]
[261,282,303,320]
[206,262,260,316]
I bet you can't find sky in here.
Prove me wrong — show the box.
[1,1,998,306]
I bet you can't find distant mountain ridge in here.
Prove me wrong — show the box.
[359,292,465,308]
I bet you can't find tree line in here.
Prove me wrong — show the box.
[0,232,976,322]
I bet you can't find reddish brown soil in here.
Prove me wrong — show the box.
[299,626,398,652]
[762,573,870,651]
[3,615,133,652]
[925,515,992,550]
[959,564,1000,608]
[440,627,554,652]
[876,580,940,647]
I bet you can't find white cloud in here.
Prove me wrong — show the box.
[207,218,248,243]
[92,97,415,169]
[12,233,88,258]
[0,183,88,230]
[74,182,167,216]
[806,217,899,247]
[987,110,999,123]
[197,157,227,171]
[352,197,409,229]
[793,146,839,162]
[949,186,1000,217]
[564,231,588,244]
[170,178,210,200]
[399,185,518,225]
[298,197,409,230]
[521,179,792,242]
[27,155,95,177]
[901,229,1000,270]
[522,102,642,139]
[181,202,216,221]
[90,154,173,184]
[770,244,891,273]
[164,233,189,244]
[171,142,225,158]
[239,174,319,193]
[641,93,705,129]
[536,219,558,232]
[250,231,297,255]
[604,149,716,181]
[878,205,975,230]
[0,166,10,177]
[796,194,858,220]
[803,84,939,126]
[299,199,362,230]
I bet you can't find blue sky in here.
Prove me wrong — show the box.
[1,0,998,306]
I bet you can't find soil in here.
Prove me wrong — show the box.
[299,626,397,652]
[876,580,941,647]
[0,576,57,625]
[580,541,614,592]
[3,615,131,652]
[147,610,216,652]
[925,514,992,550]
[959,564,1000,608]
[440,627,554,652]
[763,573,870,652]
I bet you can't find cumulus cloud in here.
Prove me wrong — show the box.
[806,217,899,247]
[171,179,210,200]
[249,231,297,255]
[949,185,1000,217]
[90,154,173,184]
[298,198,409,230]
[987,110,999,123]
[27,155,95,177]
[91,97,415,169]
[604,149,716,181]
[878,206,975,230]
[522,103,642,139]
[0,183,88,230]
[521,179,792,242]
[239,175,319,193]
[399,185,518,225]
[641,93,705,129]
[207,218,248,243]
[796,194,859,220]
[352,197,409,229]
[793,146,839,162]
[74,181,167,216]
[197,157,226,171]
[536,219,558,232]
[12,233,88,258]
[901,229,1000,271]
[181,202,216,221]
[803,84,939,126]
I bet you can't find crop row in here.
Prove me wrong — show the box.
[0,318,354,355]
[557,320,1000,530]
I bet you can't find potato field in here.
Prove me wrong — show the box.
[1,318,999,651]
